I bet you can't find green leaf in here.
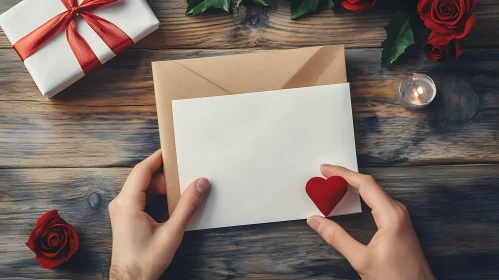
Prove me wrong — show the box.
[236,0,268,7]
[381,18,415,66]
[186,0,232,15]
[289,0,319,19]
[251,0,269,6]
[288,0,333,19]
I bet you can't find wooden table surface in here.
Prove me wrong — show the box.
[1,0,499,279]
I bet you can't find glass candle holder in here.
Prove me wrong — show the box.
[398,73,437,110]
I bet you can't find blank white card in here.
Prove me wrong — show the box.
[172,83,361,231]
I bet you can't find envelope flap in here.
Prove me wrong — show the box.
[175,45,346,94]
[153,61,231,99]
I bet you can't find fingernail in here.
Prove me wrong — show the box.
[307,216,323,232]
[196,178,211,193]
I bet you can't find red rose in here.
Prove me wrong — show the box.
[424,33,463,62]
[418,0,478,45]
[424,43,449,62]
[340,0,376,12]
[26,210,79,269]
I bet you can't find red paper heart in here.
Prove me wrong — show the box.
[306,176,348,216]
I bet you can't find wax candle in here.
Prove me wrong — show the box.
[398,73,437,110]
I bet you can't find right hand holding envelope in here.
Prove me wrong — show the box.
[307,164,435,280]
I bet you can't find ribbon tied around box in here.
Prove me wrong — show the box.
[13,0,133,74]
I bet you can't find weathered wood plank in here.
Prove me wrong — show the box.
[0,0,498,50]
[1,164,498,279]
[1,48,498,168]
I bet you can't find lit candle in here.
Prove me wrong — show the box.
[398,73,436,110]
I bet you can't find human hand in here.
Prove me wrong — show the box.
[307,165,434,280]
[108,150,210,280]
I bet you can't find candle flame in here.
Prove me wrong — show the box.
[417,86,424,94]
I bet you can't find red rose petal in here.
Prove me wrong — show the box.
[41,248,64,258]
[437,1,459,21]
[35,210,60,227]
[39,228,64,251]
[48,233,60,248]
[424,44,440,62]
[36,255,66,269]
[33,226,46,238]
[68,227,79,256]
[431,0,440,19]
[430,0,462,28]
[418,0,433,16]
[40,235,51,251]
[461,0,470,11]
[341,0,376,12]
[59,228,70,250]
[457,12,476,39]
[453,39,463,58]
[45,215,67,228]
[427,31,453,45]
[40,231,68,258]
[448,0,465,24]
[470,0,478,9]
[26,230,36,252]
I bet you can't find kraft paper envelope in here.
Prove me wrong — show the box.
[152,45,349,218]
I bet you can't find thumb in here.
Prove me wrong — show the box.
[168,178,211,231]
[307,216,366,269]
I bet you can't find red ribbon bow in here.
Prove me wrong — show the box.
[14,0,133,74]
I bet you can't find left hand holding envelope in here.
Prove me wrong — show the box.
[108,150,210,280]
[108,151,433,280]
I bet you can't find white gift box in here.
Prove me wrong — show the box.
[0,0,160,98]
